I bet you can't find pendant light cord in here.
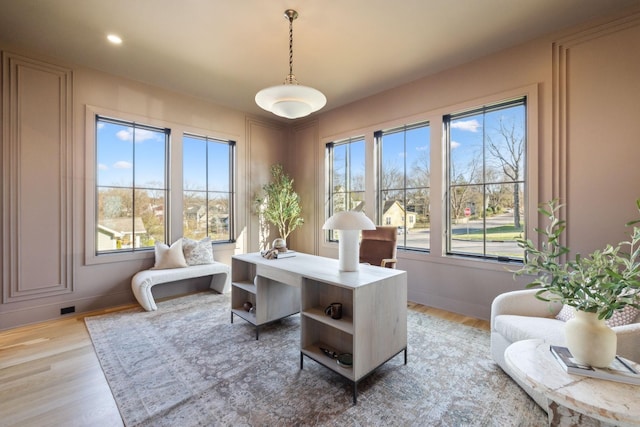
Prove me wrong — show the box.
[289,16,294,77]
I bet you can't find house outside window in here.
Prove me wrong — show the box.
[445,97,526,261]
[183,134,235,242]
[326,137,366,241]
[95,116,168,253]
[376,122,430,251]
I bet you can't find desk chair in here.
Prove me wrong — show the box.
[359,226,398,268]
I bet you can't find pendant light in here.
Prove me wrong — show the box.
[255,9,326,119]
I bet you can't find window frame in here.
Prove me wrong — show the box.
[375,121,431,252]
[182,133,236,243]
[325,136,366,242]
[444,96,528,262]
[94,114,170,256]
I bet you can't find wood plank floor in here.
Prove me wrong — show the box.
[0,298,489,426]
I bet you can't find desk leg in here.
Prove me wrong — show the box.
[353,382,357,405]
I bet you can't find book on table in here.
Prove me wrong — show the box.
[275,250,297,259]
[550,345,640,386]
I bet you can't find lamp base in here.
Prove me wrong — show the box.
[338,230,360,272]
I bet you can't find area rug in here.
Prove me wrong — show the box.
[85,292,545,426]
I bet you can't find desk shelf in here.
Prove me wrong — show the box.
[231,256,300,340]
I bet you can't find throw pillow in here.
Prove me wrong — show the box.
[555,304,575,322]
[182,237,214,265]
[555,303,639,328]
[152,239,188,269]
[605,305,640,328]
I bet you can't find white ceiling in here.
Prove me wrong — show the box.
[1,0,638,120]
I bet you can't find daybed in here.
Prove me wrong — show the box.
[131,237,231,311]
[132,263,230,311]
[490,288,640,410]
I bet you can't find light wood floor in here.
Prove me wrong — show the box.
[0,298,489,427]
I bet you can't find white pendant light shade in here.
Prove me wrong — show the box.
[255,84,326,119]
[256,9,326,120]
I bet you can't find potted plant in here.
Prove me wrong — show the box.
[513,199,640,367]
[255,164,304,248]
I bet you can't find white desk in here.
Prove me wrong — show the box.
[231,252,408,403]
[505,339,640,427]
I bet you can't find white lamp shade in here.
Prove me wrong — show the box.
[322,211,376,231]
[255,84,327,119]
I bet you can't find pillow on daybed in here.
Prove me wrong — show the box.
[555,304,639,327]
[152,238,188,269]
[182,237,214,266]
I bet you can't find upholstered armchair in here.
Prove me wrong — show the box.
[490,288,640,410]
[359,226,398,268]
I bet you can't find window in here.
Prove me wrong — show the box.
[183,134,235,242]
[377,122,430,251]
[95,116,168,253]
[326,137,366,240]
[445,97,526,261]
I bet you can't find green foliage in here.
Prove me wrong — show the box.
[513,199,640,320]
[255,164,304,241]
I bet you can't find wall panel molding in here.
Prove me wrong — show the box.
[2,51,73,302]
[551,10,640,247]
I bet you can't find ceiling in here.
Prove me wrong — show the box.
[1,0,638,120]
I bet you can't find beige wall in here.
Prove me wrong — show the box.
[293,10,640,320]
[2,9,639,329]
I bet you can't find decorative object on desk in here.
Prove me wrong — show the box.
[337,353,353,368]
[255,164,304,249]
[260,248,297,259]
[550,345,640,385]
[320,347,352,368]
[272,238,287,252]
[325,302,343,319]
[322,211,376,271]
[513,199,640,367]
[243,301,253,312]
[261,248,279,259]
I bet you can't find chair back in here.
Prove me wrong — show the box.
[359,226,398,268]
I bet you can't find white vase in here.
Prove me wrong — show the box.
[565,310,616,367]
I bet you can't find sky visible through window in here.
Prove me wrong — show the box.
[97,121,165,188]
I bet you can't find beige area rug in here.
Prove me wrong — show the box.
[85,292,545,426]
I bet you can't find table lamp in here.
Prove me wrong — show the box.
[322,211,376,271]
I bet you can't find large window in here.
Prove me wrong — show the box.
[326,137,366,240]
[376,122,431,251]
[183,134,235,242]
[95,116,168,253]
[445,97,526,261]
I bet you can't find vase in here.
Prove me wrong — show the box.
[564,310,616,367]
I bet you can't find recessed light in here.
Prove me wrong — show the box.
[107,34,123,45]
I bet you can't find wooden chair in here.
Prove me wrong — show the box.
[359,226,398,268]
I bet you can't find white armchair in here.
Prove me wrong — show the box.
[490,289,640,410]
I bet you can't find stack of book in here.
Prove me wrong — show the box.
[550,345,640,385]
[275,250,296,259]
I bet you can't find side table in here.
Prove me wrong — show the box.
[504,339,640,427]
